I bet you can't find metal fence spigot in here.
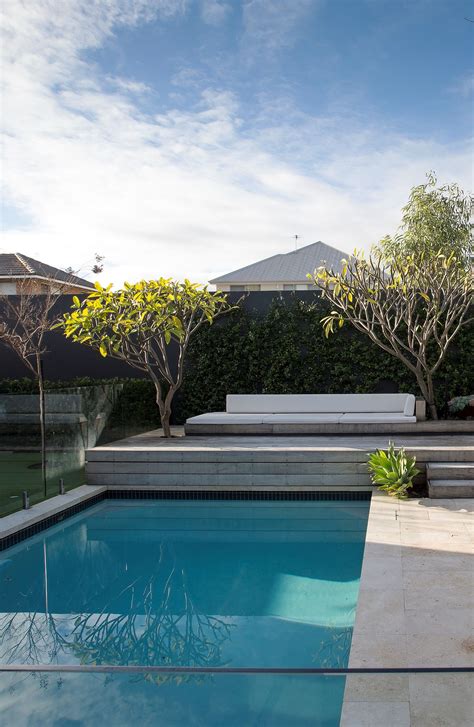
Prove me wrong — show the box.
[59,478,65,495]
[22,491,30,510]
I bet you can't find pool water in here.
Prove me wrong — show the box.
[0,498,369,725]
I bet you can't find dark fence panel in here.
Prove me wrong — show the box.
[0,292,320,381]
[0,296,145,380]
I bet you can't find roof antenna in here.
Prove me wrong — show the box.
[294,234,299,250]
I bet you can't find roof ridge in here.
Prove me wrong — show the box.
[209,251,284,284]
[209,240,348,284]
[14,252,35,274]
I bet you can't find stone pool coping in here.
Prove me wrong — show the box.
[0,485,107,544]
[341,492,474,726]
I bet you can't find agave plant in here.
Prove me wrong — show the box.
[367,441,420,499]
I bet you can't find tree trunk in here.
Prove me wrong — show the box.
[414,369,438,420]
[425,374,438,420]
[36,353,47,496]
[155,387,172,438]
[161,408,172,438]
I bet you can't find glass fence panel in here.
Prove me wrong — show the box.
[0,402,43,516]
[0,668,472,727]
[95,379,163,444]
[3,670,337,727]
[0,390,87,517]
[0,381,154,517]
[0,449,44,518]
[44,414,87,502]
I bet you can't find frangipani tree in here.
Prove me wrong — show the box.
[311,249,473,419]
[380,172,473,264]
[59,279,232,436]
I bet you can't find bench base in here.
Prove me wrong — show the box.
[185,420,474,436]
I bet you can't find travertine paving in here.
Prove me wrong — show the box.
[341,493,474,726]
[0,485,106,541]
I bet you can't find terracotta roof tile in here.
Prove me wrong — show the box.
[0,253,95,290]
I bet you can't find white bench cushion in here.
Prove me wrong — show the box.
[340,413,416,423]
[186,413,266,425]
[403,395,416,416]
[186,412,416,426]
[226,393,415,415]
[261,413,342,423]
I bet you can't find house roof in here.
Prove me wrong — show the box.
[0,253,95,290]
[209,241,348,284]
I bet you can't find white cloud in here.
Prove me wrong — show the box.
[201,0,231,26]
[171,66,207,88]
[242,0,318,53]
[450,73,474,98]
[1,0,471,287]
[107,76,153,95]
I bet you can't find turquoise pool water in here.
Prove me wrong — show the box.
[0,497,369,725]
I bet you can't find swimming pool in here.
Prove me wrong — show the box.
[0,496,369,725]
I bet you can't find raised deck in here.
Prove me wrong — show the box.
[185,420,474,435]
[86,431,474,492]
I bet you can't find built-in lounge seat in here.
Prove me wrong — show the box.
[185,393,417,435]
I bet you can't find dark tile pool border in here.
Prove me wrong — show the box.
[0,489,371,551]
[109,490,372,501]
[0,492,106,551]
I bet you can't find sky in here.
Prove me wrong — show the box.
[1,0,472,286]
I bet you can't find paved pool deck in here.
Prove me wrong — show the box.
[341,492,474,726]
[89,429,474,456]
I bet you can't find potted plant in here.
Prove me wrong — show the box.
[448,395,474,420]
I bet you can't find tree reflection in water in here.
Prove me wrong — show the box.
[0,542,234,688]
[312,625,353,669]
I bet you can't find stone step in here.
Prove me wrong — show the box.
[427,462,474,480]
[86,472,373,488]
[86,448,474,464]
[428,479,474,498]
[87,450,374,463]
[86,461,371,475]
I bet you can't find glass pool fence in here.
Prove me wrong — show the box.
[0,382,154,517]
[0,665,472,726]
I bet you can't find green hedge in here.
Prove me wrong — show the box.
[174,297,473,421]
[1,297,472,423]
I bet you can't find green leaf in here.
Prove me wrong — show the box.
[367,443,419,498]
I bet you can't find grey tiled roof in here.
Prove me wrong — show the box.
[0,253,95,289]
[209,241,348,284]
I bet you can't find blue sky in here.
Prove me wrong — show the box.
[1,0,472,284]
[94,0,472,139]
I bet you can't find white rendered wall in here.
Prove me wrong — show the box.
[0,281,17,294]
[213,282,313,291]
